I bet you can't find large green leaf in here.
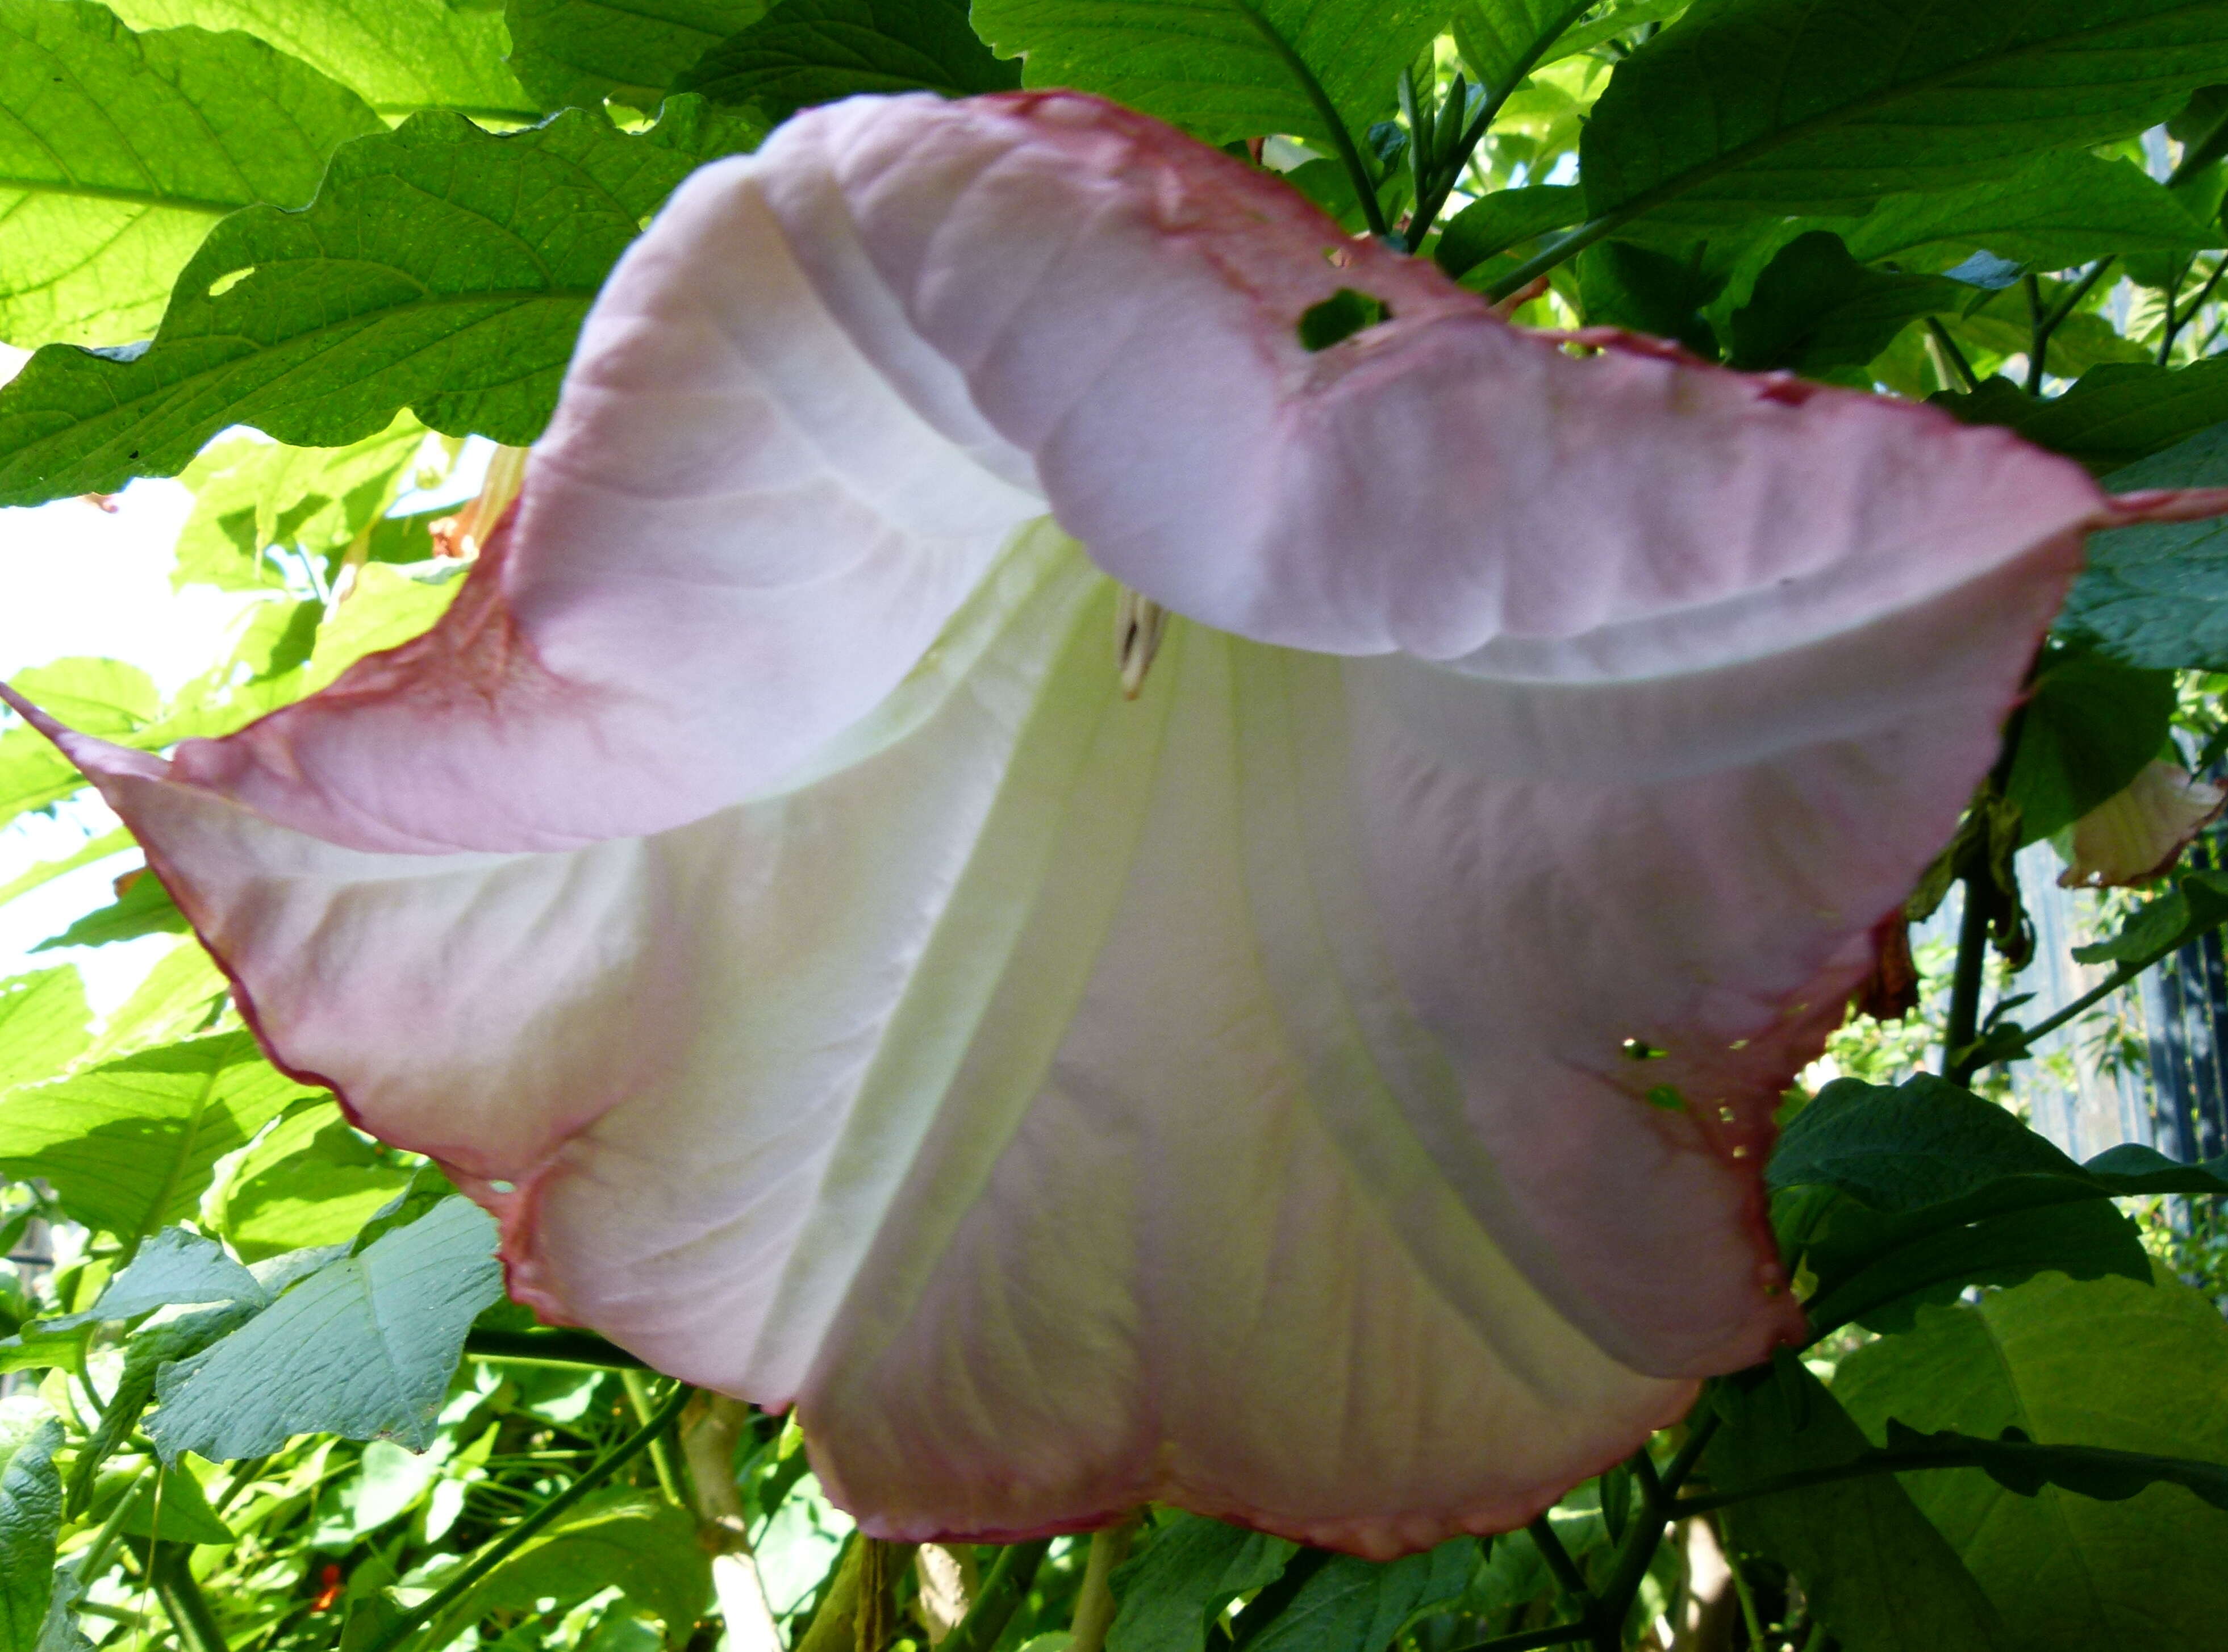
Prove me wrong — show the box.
[421,1492,711,1642]
[2004,644,2177,844]
[103,0,536,119]
[33,871,188,953]
[0,102,752,509]
[0,659,161,827]
[506,0,765,113]
[1708,1353,2002,1651]
[2060,420,2228,670]
[0,971,90,1095]
[1835,1271,2228,1652]
[677,0,1019,127]
[0,1416,62,1652]
[1937,358,2228,473]
[1107,1516,1296,1652]
[145,1196,503,1459]
[1831,151,2216,273]
[1433,183,1584,276]
[1583,0,2228,231]
[969,0,1447,152]
[0,0,382,349]
[0,1031,318,1241]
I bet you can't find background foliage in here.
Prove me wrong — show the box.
[5,1,2228,1650]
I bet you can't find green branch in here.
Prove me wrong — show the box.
[463,1328,651,1369]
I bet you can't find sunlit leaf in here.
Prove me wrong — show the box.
[676,0,1017,126]
[506,0,764,112]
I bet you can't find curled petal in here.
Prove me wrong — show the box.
[14,91,2228,1552]
[2056,760,2227,888]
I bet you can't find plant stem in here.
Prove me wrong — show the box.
[2162,258,2226,365]
[1924,317,1979,392]
[463,1328,650,1369]
[1486,214,1626,300]
[1457,1624,1594,1652]
[2024,259,2113,393]
[1943,874,1991,1084]
[940,1539,1052,1652]
[1229,0,1390,239]
[623,1370,688,1505]
[1728,1557,1768,1650]
[364,1379,693,1652]
[1528,1515,1592,1609]
[1068,1513,1143,1652]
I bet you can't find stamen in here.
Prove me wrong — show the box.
[1115,587,1170,699]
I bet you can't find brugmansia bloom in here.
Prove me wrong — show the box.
[2058,760,2227,888]
[11,92,2227,1555]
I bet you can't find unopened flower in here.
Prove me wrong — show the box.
[2057,760,2227,888]
[10,92,2226,1556]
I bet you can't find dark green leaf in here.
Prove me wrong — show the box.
[1107,1516,1296,1652]
[106,0,536,119]
[2070,868,2228,963]
[34,872,187,953]
[677,0,1016,124]
[2062,420,2228,669]
[1831,152,2214,274]
[1530,0,1688,68]
[87,1462,234,1545]
[146,1196,503,1459]
[0,101,753,509]
[1576,239,1723,356]
[506,0,765,112]
[0,0,383,349]
[1707,1353,2002,1651]
[1934,357,2228,473]
[1434,183,1584,277]
[0,1417,62,1652]
[1245,1541,1479,1652]
[1725,230,1959,376]
[1835,1271,2228,1650]
[2004,644,2176,844]
[0,1031,318,1241]
[968,0,1447,152]
[1449,1,1591,99]
[1584,0,2228,231]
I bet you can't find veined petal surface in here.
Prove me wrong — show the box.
[13,89,2222,1553]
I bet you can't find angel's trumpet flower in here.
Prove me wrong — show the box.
[11,91,2226,1558]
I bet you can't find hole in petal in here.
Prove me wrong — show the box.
[1620,1037,1664,1060]
[1297,287,1392,351]
[1645,1084,1686,1112]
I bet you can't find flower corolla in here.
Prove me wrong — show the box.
[10,91,2224,1557]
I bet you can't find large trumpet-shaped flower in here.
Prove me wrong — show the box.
[10,91,2221,1556]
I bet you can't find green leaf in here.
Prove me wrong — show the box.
[0,830,134,913]
[1529,0,1687,68]
[1835,1271,2228,1651]
[1447,0,1591,100]
[65,1299,257,1506]
[676,0,1019,126]
[81,941,229,1063]
[2070,867,2228,965]
[2004,644,2177,844]
[0,1417,63,1652]
[1935,357,2228,473]
[214,1102,415,1262]
[505,0,765,113]
[0,1031,318,1241]
[103,0,536,119]
[1831,151,2215,274]
[1709,1353,2002,1651]
[420,1492,711,1642]
[968,0,1447,152]
[0,660,160,825]
[1725,230,1959,376]
[1766,1075,2213,1333]
[0,102,753,509]
[1433,183,1584,277]
[1245,1542,1478,1652]
[2062,420,2228,670]
[1576,238,1724,356]
[145,1196,502,1459]
[95,1462,233,1545]
[82,1227,262,1320]
[0,971,90,1095]
[1107,1516,1296,1652]
[33,871,187,953]
[0,0,382,350]
[1583,0,2228,232]
[172,419,431,593]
